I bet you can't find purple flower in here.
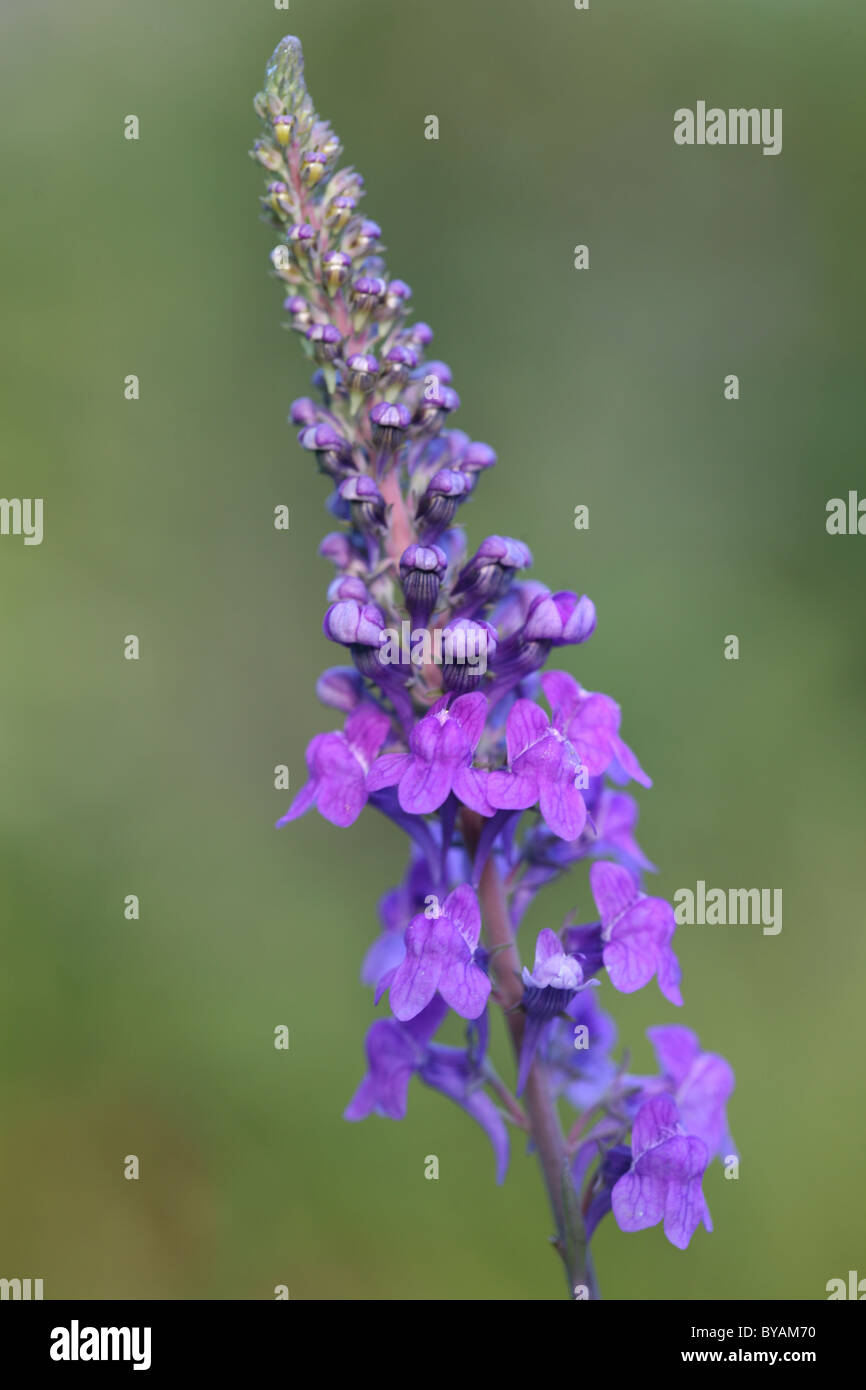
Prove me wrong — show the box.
[523,928,584,992]
[366,691,492,816]
[385,883,491,1021]
[611,1094,712,1249]
[647,1025,735,1159]
[277,703,390,828]
[516,928,586,1096]
[590,860,682,1005]
[590,788,657,875]
[487,698,587,840]
[541,670,650,787]
[345,1000,509,1183]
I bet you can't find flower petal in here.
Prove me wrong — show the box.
[388,914,451,1020]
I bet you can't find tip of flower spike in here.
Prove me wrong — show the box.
[261,36,311,120]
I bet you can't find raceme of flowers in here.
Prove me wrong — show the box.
[254,36,735,1285]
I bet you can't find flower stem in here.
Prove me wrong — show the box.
[465,814,595,1298]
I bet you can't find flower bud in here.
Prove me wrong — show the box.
[461,441,497,474]
[289,396,318,426]
[415,468,468,540]
[323,599,385,648]
[421,360,453,387]
[251,139,283,172]
[320,532,360,570]
[338,475,387,531]
[267,180,289,213]
[306,322,343,364]
[315,666,364,712]
[322,249,352,294]
[379,344,417,393]
[287,222,316,255]
[327,195,356,231]
[399,543,447,627]
[283,295,312,331]
[327,574,370,603]
[344,219,382,257]
[452,536,533,612]
[440,619,498,694]
[302,151,328,186]
[350,275,387,313]
[345,353,379,393]
[415,382,460,431]
[550,592,596,646]
[370,400,411,451]
[273,115,295,146]
[299,422,352,478]
[404,321,433,349]
[384,279,412,313]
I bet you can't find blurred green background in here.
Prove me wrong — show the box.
[1,0,864,1300]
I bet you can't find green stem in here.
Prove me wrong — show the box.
[468,819,595,1298]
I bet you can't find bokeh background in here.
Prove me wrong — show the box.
[1,0,864,1300]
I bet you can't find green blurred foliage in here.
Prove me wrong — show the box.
[0,0,864,1299]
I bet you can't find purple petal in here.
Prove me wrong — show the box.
[657,941,683,1007]
[399,716,468,814]
[504,698,549,762]
[631,1093,682,1159]
[533,927,565,968]
[647,1025,700,1089]
[344,1020,417,1121]
[452,764,495,816]
[662,1175,710,1249]
[553,591,596,644]
[590,860,639,927]
[611,734,652,789]
[366,752,411,792]
[303,732,367,826]
[448,691,488,749]
[438,948,491,1019]
[566,692,620,776]
[275,778,318,826]
[540,669,582,730]
[677,1053,736,1157]
[487,763,540,811]
[361,930,406,988]
[611,1168,666,1234]
[442,883,482,949]
[529,738,587,841]
[389,915,451,1020]
[345,703,392,765]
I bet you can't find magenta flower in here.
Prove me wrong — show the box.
[487,698,587,840]
[589,860,682,1005]
[345,999,509,1182]
[647,1025,735,1159]
[366,691,492,816]
[516,929,587,1096]
[541,669,651,787]
[611,1094,712,1250]
[277,703,391,828]
[385,884,491,1021]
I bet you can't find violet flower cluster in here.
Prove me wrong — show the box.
[254,36,735,1294]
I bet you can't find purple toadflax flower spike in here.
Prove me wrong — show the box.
[253,35,734,1298]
